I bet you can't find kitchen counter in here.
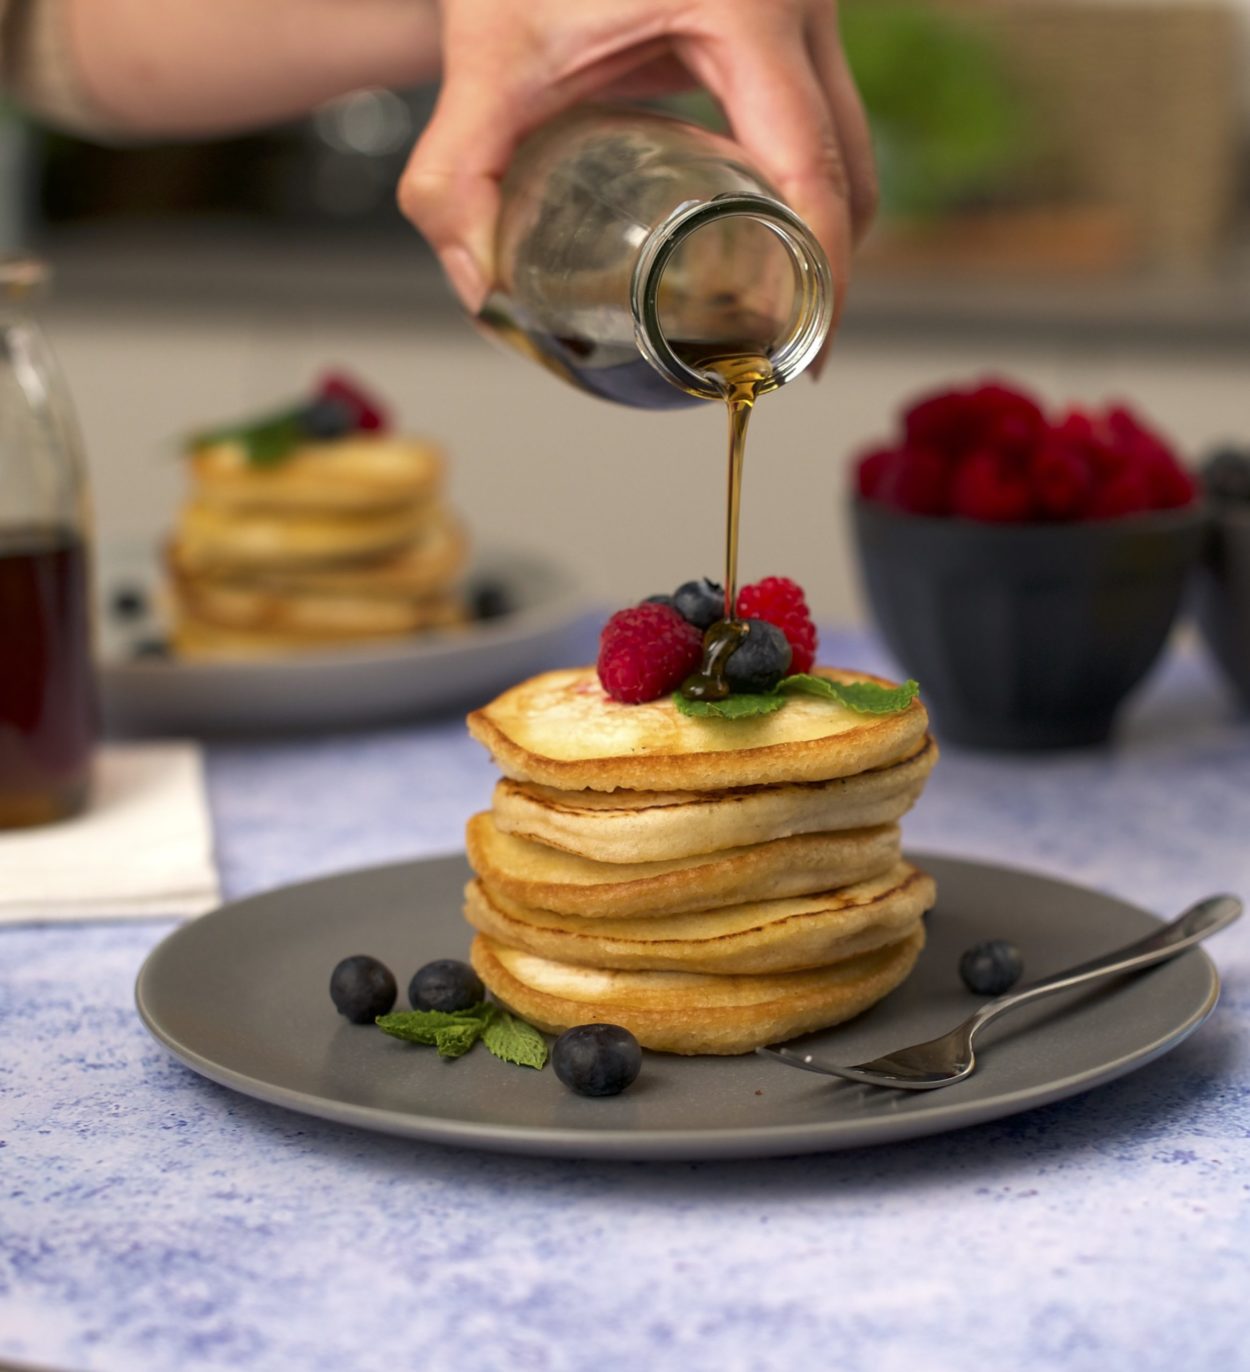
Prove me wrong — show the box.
[2,629,1249,1372]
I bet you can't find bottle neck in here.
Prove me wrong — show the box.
[630,194,833,400]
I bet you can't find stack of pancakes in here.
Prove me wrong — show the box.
[463,666,938,1054]
[169,434,467,656]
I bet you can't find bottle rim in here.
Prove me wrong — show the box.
[630,193,834,399]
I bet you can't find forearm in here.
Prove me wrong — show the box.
[66,0,442,136]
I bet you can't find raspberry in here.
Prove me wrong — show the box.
[736,576,817,674]
[871,446,951,515]
[951,450,1032,522]
[316,371,390,432]
[1030,439,1092,520]
[597,603,701,704]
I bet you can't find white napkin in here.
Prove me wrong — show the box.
[0,742,220,923]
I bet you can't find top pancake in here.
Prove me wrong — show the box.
[467,666,929,792]
[189,434,444,513]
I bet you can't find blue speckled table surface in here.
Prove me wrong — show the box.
[3,628,1249,1372]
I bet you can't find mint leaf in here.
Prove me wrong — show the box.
[777,674,920,714]
[188,404,306,469]
[433,1021,485,1058]
[482,1010,548,1070]
[376,1003,495,1046]
[673,691,788,720]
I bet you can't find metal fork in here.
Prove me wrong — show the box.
[756,894,1241,1090]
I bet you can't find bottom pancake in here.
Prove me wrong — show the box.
[469,925,926,1055]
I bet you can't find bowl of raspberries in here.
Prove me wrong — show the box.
[1194,447,1250,712]
[852,378,1205,749]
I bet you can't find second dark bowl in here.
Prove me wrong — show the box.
[852,499,1207,749]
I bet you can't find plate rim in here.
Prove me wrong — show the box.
[134,850,1222,1160]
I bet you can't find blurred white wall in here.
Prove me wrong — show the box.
[43,298,1249,624]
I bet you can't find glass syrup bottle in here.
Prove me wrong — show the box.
[479,105,834,409]
[0,256,97,828]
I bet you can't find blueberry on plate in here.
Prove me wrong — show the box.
[552,1023,642,1097]
[330,954,398,1023]
[130,636,170,660]
[672,578,725,630]
[470,578,511,621]
[723,618,792,694]
[110,584,149,622]
[409,959,485,1013]
[959,940,1023,996]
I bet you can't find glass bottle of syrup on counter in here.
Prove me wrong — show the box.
[0,257,97,828]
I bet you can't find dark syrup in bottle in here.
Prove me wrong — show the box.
[0,525,96,827]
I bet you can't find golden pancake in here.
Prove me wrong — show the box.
[170,596,465,657]
[233,516,467,599]
[465,811,900,918]
[470,924,926,1055]
[464,861,934,973]
[467,666,929,792]
[190,434,444,513]
[492,737,938,863]
[172,498,439,573]
[171,577,466,639]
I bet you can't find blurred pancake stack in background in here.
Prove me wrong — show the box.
[168,374,468,657]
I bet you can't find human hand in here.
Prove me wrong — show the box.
[398,0,876,332]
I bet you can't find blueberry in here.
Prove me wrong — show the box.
[110,584,148,621]
[959,940,1023,996]
[672,578,725,630]
[1201,447,1250,504]
[130,636,169,660]
[409,959,485,1013]
[330,954,398,1023]
[471,578,511,621]
[723,618,791,693]
[300,396,357,440]
[552,1023,642,1097]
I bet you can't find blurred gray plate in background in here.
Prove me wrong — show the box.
[135,853,1220,1161]
[99,549,587,735]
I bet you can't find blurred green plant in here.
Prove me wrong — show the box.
[841,1,1025,219]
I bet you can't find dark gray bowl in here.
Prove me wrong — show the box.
[852,498,1207,749]
[1193,505,1250,711]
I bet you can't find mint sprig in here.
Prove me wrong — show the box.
[482,1009,549,1070]
[188,404,306,469]
[376,1002,548,1069]
[673,674,920,721]
[674,692,787,720]
[778,674,921,714]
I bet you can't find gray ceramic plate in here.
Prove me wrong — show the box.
[98,548,587,735]
[135,853,1220,1160]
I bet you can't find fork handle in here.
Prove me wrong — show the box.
[969,894,1242,1037]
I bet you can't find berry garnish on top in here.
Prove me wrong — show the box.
[736,576,818,674]
[672,577,725,630]
[597,602,702,704]
[187,370,391,467]
[596,577,916,716]
[722,618,791,693]
[855,379,1196,521]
